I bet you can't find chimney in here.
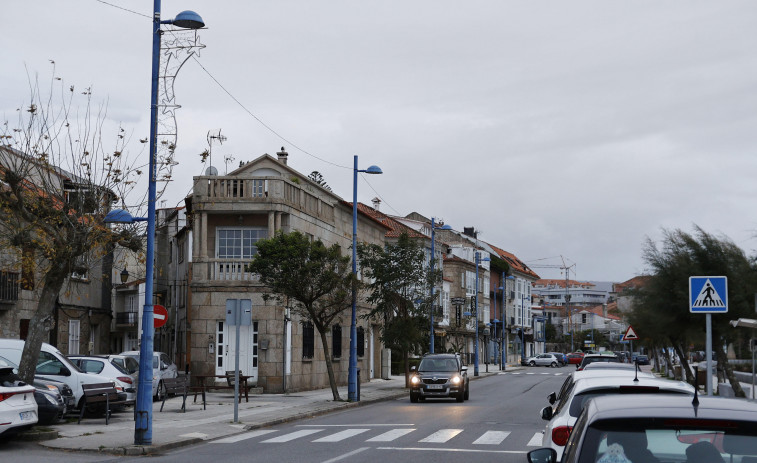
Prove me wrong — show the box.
[371,197,381,211]
[277,147,288,165]
[463,227,477,238]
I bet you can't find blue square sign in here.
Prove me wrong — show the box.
[689,276,728,313]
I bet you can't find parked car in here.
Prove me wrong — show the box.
[576,353,621,371]
[529,394,757,463]
[566,353,584,365]
[409,353,469,403]
[546,365,656,412]
[539,375,695,460]
[68,355,136,404]
[0,353,75,416]
[0,354,69,424]
[635,354,650,365]
[0,358,38,437]
[548,352,568,366]
[527,354,560,368]
[0,339,112,410]
[119,351,178,400]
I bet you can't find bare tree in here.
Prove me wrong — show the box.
[0,68,141,383]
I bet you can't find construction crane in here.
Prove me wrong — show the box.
[525,256,578,351]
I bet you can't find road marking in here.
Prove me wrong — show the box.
[473,431,511,445]
[262,429,323,443]
[366,428,416,441]
[320,447,370,463]
[313,429,370,442]
[527,432,543,446]
[213,429,277,443]
[377,447,526,454]
[419,429,463,443]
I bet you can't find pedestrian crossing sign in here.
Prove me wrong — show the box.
[689,276,728,313]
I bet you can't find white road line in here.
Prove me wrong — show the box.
[472,430,511,445]
[313,429,370,442]
[377,447,526,455]
[527,432,544,446]
[419,429,463,443]
[261,429,323,443]
[213,429,277,443]
[366,428,416,442]
[320,447,370,463]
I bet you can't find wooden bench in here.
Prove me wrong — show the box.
[78,382,124,425]
[160,375,190,412]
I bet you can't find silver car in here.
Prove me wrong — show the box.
[119,351,177,400]
[527,354,560,367]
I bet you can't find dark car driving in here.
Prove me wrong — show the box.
[409,353,469,403]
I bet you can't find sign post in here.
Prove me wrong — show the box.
[689,276,728,396]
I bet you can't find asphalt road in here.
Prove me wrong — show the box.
[105,368,569,463]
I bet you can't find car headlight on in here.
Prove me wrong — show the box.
[451,375,461,384]
[410,376,420,385]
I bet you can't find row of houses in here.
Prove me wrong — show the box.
[1,146,635,392]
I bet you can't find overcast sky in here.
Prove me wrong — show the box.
[4,1,757,282]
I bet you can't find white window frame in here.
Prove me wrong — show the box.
[68,320,80,355]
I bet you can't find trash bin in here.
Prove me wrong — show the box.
[356,368,361,401]
[673,365,682,380]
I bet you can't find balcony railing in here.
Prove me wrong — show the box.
[208,259,260,282]
[0,271,19,303]
[115,312,138,326]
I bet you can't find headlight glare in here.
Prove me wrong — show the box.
[411,376,420,385]
[451,375,461,384]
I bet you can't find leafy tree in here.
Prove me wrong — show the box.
[1,70,142,383]
[633,226,757,395]
[246,231,354,400]
[356,233,430,387]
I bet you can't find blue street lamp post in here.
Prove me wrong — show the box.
[501,274,514,371]
[428,218,451,354]
[349,156,382,402]
[474,252,490,377]
[521,293,527,365]
[105,3,204,446]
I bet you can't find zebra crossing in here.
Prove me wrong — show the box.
[212,426,544,448]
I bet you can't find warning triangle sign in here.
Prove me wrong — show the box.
[692,278,725,308]
[623,325,639,341]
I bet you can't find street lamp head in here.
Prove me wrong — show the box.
[170,10,205,29]
[363,165,383,175]
[104,209,134,224]
[120,268,129,284]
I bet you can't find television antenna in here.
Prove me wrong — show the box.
[203,129,227,174]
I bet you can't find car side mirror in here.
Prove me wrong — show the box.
[410,366,416,372]
[461,366,468,372]
[540,406,553,421]
[58,366,71,376]
[528,448,557,463]
[548,392,557,405]
[160,363,168,371]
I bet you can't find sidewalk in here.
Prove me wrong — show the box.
[33,364,515,456]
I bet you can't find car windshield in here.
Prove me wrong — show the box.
[419,358,458,372]
[580,419,757,463]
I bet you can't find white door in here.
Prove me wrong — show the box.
[216,321,258,384]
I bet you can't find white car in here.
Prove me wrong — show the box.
[68,355,136,404]
[526,353,560,367]
[540,375,695,460]
[0,339,111,410]
[119,351,177,400]
[0,359,38,437]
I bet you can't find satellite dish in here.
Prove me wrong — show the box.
[206,166,218,176]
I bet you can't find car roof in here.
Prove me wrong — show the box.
[421,353,458,359]
[583,353,618,358]
[570,369,655,382]
[572,376,694,394]
[582,363,638,371]
[584,394,757,422]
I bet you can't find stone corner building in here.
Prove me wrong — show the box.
[184,150,388,393]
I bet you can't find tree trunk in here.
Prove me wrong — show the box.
[717,344,745,397]
[318,329,341,401]
[18,271,66,384]
[403,349,410,388]
[674,343,694,383]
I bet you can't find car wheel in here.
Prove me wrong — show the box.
[410,392,419,403]
[456,391,464,402]
[550,362,557,368]
[529,361,536,367]
[154,380,165,401]
[464,383,470,400]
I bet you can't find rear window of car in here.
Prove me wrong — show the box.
[569,389,689,417]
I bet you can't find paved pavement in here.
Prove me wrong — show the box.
[34,364,514,456]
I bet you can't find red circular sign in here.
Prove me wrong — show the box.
[153,304,168,328]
